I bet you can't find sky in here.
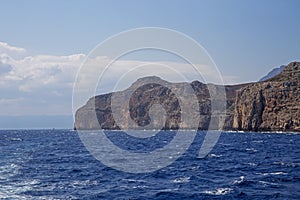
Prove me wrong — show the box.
[0,0,299,128]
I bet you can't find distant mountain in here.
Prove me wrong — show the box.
[259,65,285,82]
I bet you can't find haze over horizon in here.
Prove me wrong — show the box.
[0,0,299,128]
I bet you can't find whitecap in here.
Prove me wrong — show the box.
[273,161,299,167]
[258,131,300,134]
[232,176,245,184]
[156,188,179,192]
[122,178,146,183]
[208,153,222,158]
[9,137,23,141]
[71,180,98,187]
[247,162,257,166]
[269,172,287,175]
[256,172,287,176]
[245,148,257,152]
[258,181,279,186]
[225,130,238,133]
[273,161,285,166]
[203,187,233,195]
[132,185,148,189]
[172,176,191,183]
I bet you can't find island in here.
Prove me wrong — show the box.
[74,62,300,132]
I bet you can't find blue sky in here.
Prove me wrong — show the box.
[0,0,299,128]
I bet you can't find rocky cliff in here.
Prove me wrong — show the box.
[233,62,300,132]
[75,62,300,132]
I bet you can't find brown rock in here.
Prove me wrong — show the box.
[233,62,300,132]
[75,62,300,132]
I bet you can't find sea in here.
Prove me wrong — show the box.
[0,130,299,199]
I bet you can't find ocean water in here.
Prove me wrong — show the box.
[0,130,299,199]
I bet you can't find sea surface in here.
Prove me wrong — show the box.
[0,130,299,199]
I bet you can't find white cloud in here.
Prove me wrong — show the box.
[0,41,27,59]
[0,42,228,116]
[0,53,85,92]
[0,41,26,53]
[0,46,85,115]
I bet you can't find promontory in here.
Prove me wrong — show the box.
[75,61,300,132]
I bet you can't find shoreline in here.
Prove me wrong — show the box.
[1,128,298,134]
[74,129,300,134]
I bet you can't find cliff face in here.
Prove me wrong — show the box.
[74,77,245,130]
[233,62,300,132]
[75,62,300,132]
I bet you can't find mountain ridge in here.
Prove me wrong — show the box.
[259,65,285,82]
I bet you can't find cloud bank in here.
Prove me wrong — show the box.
[0,42,85,115]
[0,42,234,116]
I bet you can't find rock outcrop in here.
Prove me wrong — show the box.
[233,62,300,132]
[75,62,300,132]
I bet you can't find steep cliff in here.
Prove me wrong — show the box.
[74,77,245,130]
[75,62,300,132]
[233,62,300,132]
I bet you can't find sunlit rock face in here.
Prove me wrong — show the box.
[233,62,300,132]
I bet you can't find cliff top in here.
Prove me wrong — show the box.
[267,61,300,82]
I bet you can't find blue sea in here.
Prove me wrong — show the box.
[0,130,299,199]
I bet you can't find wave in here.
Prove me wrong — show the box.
[256,172,287,176]
[208,153,222,158]
[258,181,280,186]
[172,176,191,183]
[273,161,299,167]
[122,178,147,183]
[246,162,258,166]
[245,148,257,152]
[223,130,300,134]
[0,163,20,180]
[71,180,98,187]
[0,137,23,142]
[0,179,40,199]
[202,187,233,196]
[232,176,245,184]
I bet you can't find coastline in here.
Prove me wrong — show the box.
[73,128,300,134]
